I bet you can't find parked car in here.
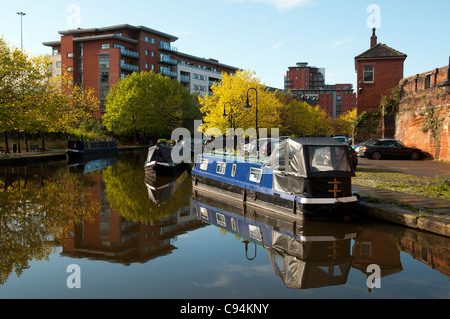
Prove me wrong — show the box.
[353,138,378,155]
[333,136,352,145]
[358,139,422,160]
[248,138,281,157]
[243,137,290,157]
[349,146,358,169]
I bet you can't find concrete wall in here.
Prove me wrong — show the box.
[396,66,450,161]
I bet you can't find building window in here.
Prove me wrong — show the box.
[145,36,149,42]
[67,53,73,58]
[101,44,110,49]
[363,66,374,83]
[145,50,149,56]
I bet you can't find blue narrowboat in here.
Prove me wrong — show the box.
[191,137,360,220]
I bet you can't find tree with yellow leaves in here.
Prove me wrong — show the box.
[0,36,98,152]
[199,70,283,139]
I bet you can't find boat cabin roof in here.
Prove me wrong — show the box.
[265,137,355,178]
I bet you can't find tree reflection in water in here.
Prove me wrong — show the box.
[0,164,98,285]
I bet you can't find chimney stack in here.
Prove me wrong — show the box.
[371,28,377,48]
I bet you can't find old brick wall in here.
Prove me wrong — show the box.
[396,66,450,161]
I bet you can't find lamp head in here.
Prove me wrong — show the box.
[243,97,252,111]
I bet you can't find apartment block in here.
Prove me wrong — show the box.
[284,62,356,118]
[43,24,239,118]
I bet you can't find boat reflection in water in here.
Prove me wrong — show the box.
[192,191,359,289]
[145,169,189,205]
[67,156,118,174]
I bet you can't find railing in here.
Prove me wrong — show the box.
[120,48,139,58]
[180,74,190,82]
[159,56,178,65]
[160,68,177,78]
[121,63,139,72]
[159,42,178,52]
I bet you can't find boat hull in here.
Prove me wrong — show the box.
[191,153,359,221]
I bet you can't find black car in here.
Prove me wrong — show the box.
[359,139,422,160]
[349,146,358,169]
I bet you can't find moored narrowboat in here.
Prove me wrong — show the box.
[145,141,191,176]
[66,140,118,163]
[191,137,360,220]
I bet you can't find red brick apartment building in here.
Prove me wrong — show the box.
[354,29,407,114]
[284,62,356,118]
[43,24,239,118]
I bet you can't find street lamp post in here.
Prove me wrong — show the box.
[440,56,450,94]
[17,11,26,51]
[243,88,258,157]
[16,11,26,153]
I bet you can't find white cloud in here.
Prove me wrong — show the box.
[324,35,354,49]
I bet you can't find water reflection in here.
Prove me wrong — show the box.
[192,192,358,289]
[61,153,204,266]
[0,150,449,297]
[192,190,450,290]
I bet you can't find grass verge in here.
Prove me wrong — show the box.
[354,166,450,200]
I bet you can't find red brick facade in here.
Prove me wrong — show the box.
[44,24,238,118]
[284,63,356,118]
[355,29,407,115]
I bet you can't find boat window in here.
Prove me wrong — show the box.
[231,164,237,177]
[216,162,226,174]
[231,218,236,231]
[216,213,226,226]
[249,225,262,241]
[249,168,262,183]
[199,207,208,220]
[309,146,350,173]
[200,159,209,170]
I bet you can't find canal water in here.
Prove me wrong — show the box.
[0,150,449,299]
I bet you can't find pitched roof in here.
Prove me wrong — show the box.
[355,43,407,59]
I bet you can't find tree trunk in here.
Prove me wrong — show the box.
[17,131,21,153]
[40,132,46,151]
[25,130,29,152]
[4,131,10,153]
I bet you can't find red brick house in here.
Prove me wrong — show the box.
[355,29,407,115]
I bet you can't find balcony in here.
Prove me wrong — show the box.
[160,68,177,78]
[121,62,139,72]
[159,42,178,52]
[159,55,178,65]
[120,48,139,59]
[180,74,190,83]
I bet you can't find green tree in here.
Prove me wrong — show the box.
[103,71,199,144]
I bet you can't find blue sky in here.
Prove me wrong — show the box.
[1,0,449,89]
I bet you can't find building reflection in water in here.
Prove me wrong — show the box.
[61,159,205,266]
